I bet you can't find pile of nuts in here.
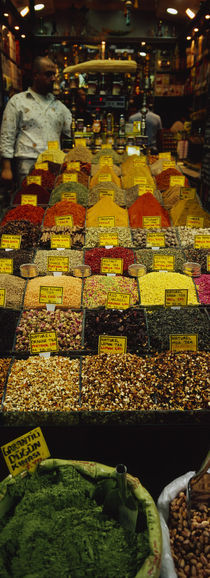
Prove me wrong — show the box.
[169,490,210,577]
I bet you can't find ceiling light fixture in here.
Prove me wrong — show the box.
[20,7,29,17]
[34,3,45,11]
[187,35,191,40]
[3,13,9,17]
[186,8,195,19]
[141,41,146,46]
[14,25,20,30]
[167,8,178,15]
[21,34,26,38]
[139,51,146,56]
[193,27,199,32]
[205,14,210,19]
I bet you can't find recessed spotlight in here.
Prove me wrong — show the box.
[3,13,9,17]
[187,36,191,40]
[205,14,210,20]
[186,8,195,19]
[141,41,146,46]
[167,8,178,15]
[20,7,29,17]
[34,3,45,10]
[193,27,199,32]
[21,34,26,38]
[14,25,20,30]
[139,51,146,56]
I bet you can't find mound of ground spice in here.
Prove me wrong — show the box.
[155,168,188,191]
[1,205,44,226]
[49,182,88,207]
[65,145,93,163]
[128,193,171,228]
[55,169,89,188]
[43,201,86,228]
[84,247,134,274]
[86,198,128,228]
[24,275,82,309]
[13,183,50,205]
[89,165,121,189]
[170,198,210,227]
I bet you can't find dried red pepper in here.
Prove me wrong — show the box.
[84,247,135,274]
[1,205,44,225]
[43,200,86,228]
[128,192,171,228]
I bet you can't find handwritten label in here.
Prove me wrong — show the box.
[99,234,118,246]
[35,162,48,171]
[134,157,146,166]
[101,258,123,275]
[134,176,147,186]
[207,255,210,272]
[30,331,58,354]
[51,235,71,249]
[39,286,63,305]
[67,162,80,171]
[47,256,69,273]
[163,161,176,170]
[1,235,21,250]
[165,289,188,307]
[61,192,77,202]
[1,427,50,476]
[98,335,127,354]
[98,174,112,183]
[21,194,37,206]
[55,215,73,228]
[153,255,174,271]
[102,143,112,149]
[146,233,165,247]
[138,185,154,195]
[63,173,78,183]
[75,138,86,147]
[0,289,6,306]
[48,141,59,150]
[0,259,13,274]
[159,152,171,160]
[194,235,210,249]
[133,120,141,133]
[143,216,161,229]
[99,190,114,200]
[106,292,131,310]
[169,334,198,352]
[27,176,41,186]
[98,216,115,227]
[186,216,204,228]
[170,175,185,187]
[42,152,54,161]
[180,187,196,200]
[99,156,113,167]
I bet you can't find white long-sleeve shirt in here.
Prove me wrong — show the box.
[0,87,72,159]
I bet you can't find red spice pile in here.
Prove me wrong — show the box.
[84,247,135,274]
[155,168,189,191]
[21,168,56,191]
[128,193,171,228]
[1,205,45,225]
[43,200,86,228]
[13,183,50,205]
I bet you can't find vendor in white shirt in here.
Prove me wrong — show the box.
[0,56,72,184]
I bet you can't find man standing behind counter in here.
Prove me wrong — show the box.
[0,56,72,185]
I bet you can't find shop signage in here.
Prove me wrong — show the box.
[98,216,115,227]
[35,162,48,171]
[21,194,37,206]
[169,334,198,352]
[98,335,127,354]
[99,190,114,200]
[165,289,188,307]
[99,156,113,167]
[194,235,210,249]
[27,175,42,185]
[67,162,80,171]
[106,292,131,310]
[62,173,78,183]
[146,233,165,247]
[170,175,185,186]
[39,286,63,305]
[61,192,77,202]
[50,235,71,249]
[143,216,161,229]
[153,255,174,271]
[48,141,59,150]
[0,259,13,274]
[47,256,69,273]
[1,235,21,250]
[99,233,118,246]
[1,427,50,476]
[98,174,112,182]
[0,288,6,306]
[101,258,123,275]
[186,216,204,228]
[30,331,58,354]
[55,216,74,227]
[180,187,196,200]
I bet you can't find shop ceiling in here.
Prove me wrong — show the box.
[8,0,205,22]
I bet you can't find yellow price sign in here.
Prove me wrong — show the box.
[67,162,80,171]
[101,258,123,275]
[98,174,112,183]
[0,258,13,274]
[134,157,146,166]
[163,161,176,170]
[61,192,77,202]
[169,334,198,352]
[48,141,59,150]
[1,427,50,477]
[99,234,118,246]
[106,292,131,310]
[35,162,48,171]
[194,235,210,249]
[39,286,63,305]
[98,335,127,354]
[99,156,113,167]
[0,288,6,306]
[50,235,71,249]
[98,216,115,227]
[170,175,185,187]
[1,235,21,250]
[27,175,42,186]
[99,190,114,200]
[30,331,58,354]
[133,120,141,133]
[134,177,147,186]
[186,216,204,228]
[153,255,174,271]
[159,152,171,160]
[55,215,74,228]
[165,289,188,307]
[75,138,86,147]
[42,152,54,161]
[146,233,165,247]
[63,173,78,183]
[143,216,161,229]
[47,256,69,273]
[21,194,37,206]
[180,187,196,200]
[102,143,112,149]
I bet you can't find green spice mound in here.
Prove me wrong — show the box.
[0,465,149,577]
